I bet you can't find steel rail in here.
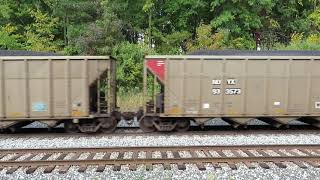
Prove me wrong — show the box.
[0,144,319,154]
[0,156,319,167]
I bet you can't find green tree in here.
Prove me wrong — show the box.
[24,9,59,51]
[309,6,320,30]
[0,24,24,49]
[112,42,154,92]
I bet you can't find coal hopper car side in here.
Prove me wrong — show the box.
[140,51,320,132]
[0,56,119,133]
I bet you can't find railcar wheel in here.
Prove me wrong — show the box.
[175,119,190,132]
[101,117,117,133]
[64,121,79,133]
[139,117,156,133]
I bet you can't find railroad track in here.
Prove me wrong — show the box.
[0,144,319,174]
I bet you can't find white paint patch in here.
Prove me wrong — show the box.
[156,61,165,66]
[185,110,198,114]
[72,101,82,108]
[212,80,221,85]
[203,103,210,109]
[227,79,237,85]
[274,102,281,106]
[212,88,221,95]
[225,88,241,95]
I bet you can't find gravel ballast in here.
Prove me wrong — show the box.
[0,163,319,180]
[0,132,319,149]
[0,132,319,179]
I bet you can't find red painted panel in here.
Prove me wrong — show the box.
[146,59,165,82]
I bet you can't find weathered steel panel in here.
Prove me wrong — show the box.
[0,56,114,120]
[146,54,320,119]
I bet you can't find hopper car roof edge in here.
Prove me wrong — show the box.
[145,55,320,59]
[0,56,114,60]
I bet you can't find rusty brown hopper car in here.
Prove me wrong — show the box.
[0,55,119,133]
[141,51,320,132]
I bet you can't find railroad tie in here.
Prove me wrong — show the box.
[56,153,68,160]
[78,165,88,172]
[305,161,320,168]
[273,150,290,157]
[117,152,124,159]
[215,150,228,158]
[24,154,38,161]
[232,150,252,169]
[24,154,41,174]
[242,161,255,169]
[41,153,53,161]
[51,153,70,174]
[6,166,20,174]
[44,166,56,174]
[241,150,271,169]
[292,161,308,169]
[202,150,212,157]
[273,162,287,168]
[58,165,70,174]
[298,149,314,156]
[161,151,168,158]
[256,150,286,168]
[188,150,206,170]
[113,152,124,171]
[161,151,171,170]
[211,163,221,169]
[145,151,153,171]
[6,153,41,174]
[78,153,95,172]
[227,162,237,170]
[129,152,139,171]
[215,150,238,169]
[241,150,256,157]
[0,154,7,160]
[258,162,270,169]
[42,154,56,174]
[96,152,111,172]
[25,166,38,174]
[58,153,82,174]
[172,151,185,170]
[7,154,23,161]
[256,150,270,157]
[231,150,245,159]
[69,153,82,161]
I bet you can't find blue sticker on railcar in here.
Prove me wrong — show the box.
[32,103,48,112]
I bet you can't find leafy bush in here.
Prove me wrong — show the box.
[0,24,24,49]
[112,42,154,93]
[276,33,320,50]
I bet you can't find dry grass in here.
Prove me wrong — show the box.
[117,91,144,112]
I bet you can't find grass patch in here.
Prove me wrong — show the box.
[117,91,144,112]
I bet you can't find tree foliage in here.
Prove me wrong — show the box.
[2,0,320,91]
[112,42,154,92]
